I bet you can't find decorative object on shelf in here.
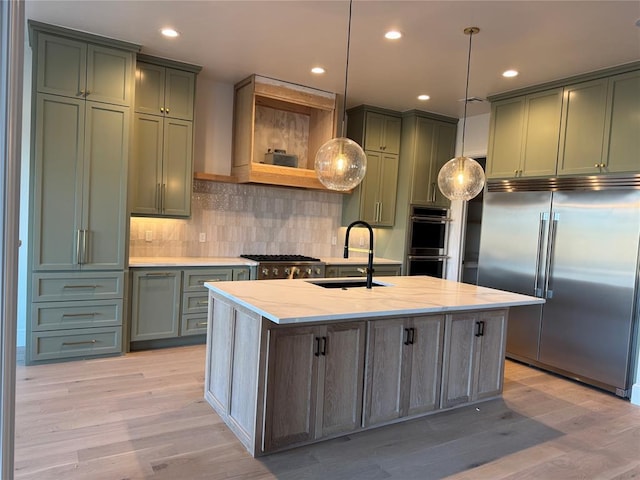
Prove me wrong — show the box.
[437,27,486,201]
[315,0,367,191]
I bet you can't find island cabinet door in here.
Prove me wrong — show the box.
[364,319,406,425]
[317,322,366,438]
[440,310,508,408]
[264,326,321,451]
[404,315,445,417]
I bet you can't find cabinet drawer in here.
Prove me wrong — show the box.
[32,272,124,302]
[181,314,208,336]
[31,299,123,331]
[183,269,232,291]
[182,292,208,314]
[30,327,122,362]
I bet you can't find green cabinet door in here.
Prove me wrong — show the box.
[134,62,166,116]
[364,112,401,154]
[486,97,525,179]
[520,89,562,177]
[408,117,436,205]
[558,78,609,175]
[359,151,382,224]
[429,122,456,207]
[36,34,87,98]
[35,33,132,105]
[130,270,181,341]
[604,70,640,173]
[32,95,129,271]
[32,94,85,271]
[162,118,193,217]
[165,68,196,121]
[131,113,164,214]
[377,153,399,226]
[82,101,129,270]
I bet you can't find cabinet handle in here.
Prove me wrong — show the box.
[314,337,321,356]
[63,284,99,289]
[409,327,416,345]
[161,183,166,213]
[144,272,173,277]
[62,339,97,346]
[599,163,605,168]
[166,108,169,114]
[196,300,209,306]
[321,336,327,356]
[62,312,97,318]
[594,163,600,168]
[431,183,436,203]
[475,321,485,337]
[378,202,383,222]
[404,328,411,346]
[160,107,164,113]
[196,322,208,327]
[82,229,89,265]
[156,183,161,211]
[75,229,82,265]
[77,90,84,97]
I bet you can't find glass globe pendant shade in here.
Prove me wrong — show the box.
[437,156,485,201]
[315,137,367,191]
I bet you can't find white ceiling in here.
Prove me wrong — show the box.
[25,1,640,118]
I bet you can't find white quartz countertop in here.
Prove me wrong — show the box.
[129,256,258,267]
[323,257,402,265]
[205,275,544,325]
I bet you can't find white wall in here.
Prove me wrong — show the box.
[445,113,490,281]
[193,76,234,175]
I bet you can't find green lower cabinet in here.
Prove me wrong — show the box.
[130,266,251,346]
[130,270,181,341]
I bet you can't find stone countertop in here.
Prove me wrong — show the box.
[322,257,402,265]
[205,275,544,325]
[128,257,258,267]
[128,256,401,267]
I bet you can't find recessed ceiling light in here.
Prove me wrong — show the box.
[161,28,180,38]
[417,94,430,101]
[311,67,326,74]
[385,30,402,40]
[502,69,519,78]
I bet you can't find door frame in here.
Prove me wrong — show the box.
[0,1,24,478]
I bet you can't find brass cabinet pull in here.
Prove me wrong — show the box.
[166,108,169,114]
[63,284,99,289]
[156,183,161,211]
[144,272,173,277]
[62,339,97,346]
[196,322,208,327]
[160,107,164,113]
[62,312,97,318]
[161,184,166,213]
[196,300,209,306]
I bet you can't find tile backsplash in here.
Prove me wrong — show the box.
[129,180,354,258]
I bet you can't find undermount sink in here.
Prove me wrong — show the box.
[306,279,389,289]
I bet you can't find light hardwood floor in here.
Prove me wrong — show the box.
[14,345,640,480]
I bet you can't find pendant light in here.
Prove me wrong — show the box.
[315,0,367,191]
[437,27,486,201]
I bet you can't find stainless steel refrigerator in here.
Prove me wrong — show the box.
[477,176,640,397]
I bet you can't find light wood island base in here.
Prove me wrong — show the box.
[203,276,544,457]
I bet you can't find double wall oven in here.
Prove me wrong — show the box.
[406,206,450,278]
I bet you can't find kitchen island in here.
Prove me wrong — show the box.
[204,276,543,456]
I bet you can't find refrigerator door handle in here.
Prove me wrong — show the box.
[544,213,560,299]
[534,212,549,297]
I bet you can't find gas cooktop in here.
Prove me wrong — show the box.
[240,254,325,279]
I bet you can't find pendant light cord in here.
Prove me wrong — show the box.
[461,27,476,158]
[341,0,354,137]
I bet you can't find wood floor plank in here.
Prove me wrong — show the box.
[14,346,640,480]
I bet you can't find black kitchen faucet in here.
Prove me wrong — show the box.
[344,220,374,289]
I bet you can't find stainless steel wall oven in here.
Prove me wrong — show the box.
[406,206,450,278]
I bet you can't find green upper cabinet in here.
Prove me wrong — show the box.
[32,94,130,271]
[363,111,402,154]
[344,105,401,227]
[487,89,562,179]
[400,111,458,208]
[131,56,200,218]
[602,70,640,174]
[558,79,609,175]
[488,63,639,180]
[36,32,133,106]
[135,62,196,121]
